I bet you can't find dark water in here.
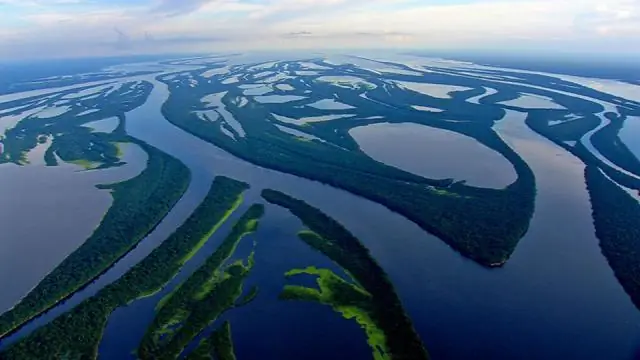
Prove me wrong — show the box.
[2,63,640,360]
[99,203,372,360]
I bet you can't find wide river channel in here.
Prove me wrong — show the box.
[1,63,639,360]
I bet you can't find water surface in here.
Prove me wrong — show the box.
[350,122,517,188]
[0,142,147,314]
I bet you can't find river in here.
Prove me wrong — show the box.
[1,58,639,360]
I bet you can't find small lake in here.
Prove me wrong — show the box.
[349,122,517,188]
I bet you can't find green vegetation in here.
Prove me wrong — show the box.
[262,189,429,360]
[1,81,150,166]
[585,165,640,310]
[236,285,259,307]
[0,139,190,339]
[160,70,536,266]
[282,266,389,360]
[185,321,237,360]
[0,177,250,360]
[138,204,264,360]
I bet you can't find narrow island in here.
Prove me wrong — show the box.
[262,189,430,360]
[138,204,264,360]
[0,176,251,359]
[185,321,237,360]
[585,165,640,310]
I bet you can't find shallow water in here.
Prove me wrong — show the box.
[397,81,472,99]
[467,87,498,104]
[411,105,444,112]
[499,92,566,109]
[255,95,306,104]
[0,142,147,314]
[200,91,246,137]
[307,99,355,110]
[350,122,517,188]
[83,117,119,133]
[275,84,295,91]
[316,76,376,89]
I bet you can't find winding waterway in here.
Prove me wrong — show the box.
[1,59,640,360]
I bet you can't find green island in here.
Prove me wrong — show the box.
[0,176,250,359]
[138,204,264,360]
[185,321,237,360]
[585,165,640,310]
[262,189,429,360]
[160,71,535,267]
[0,136,190,339]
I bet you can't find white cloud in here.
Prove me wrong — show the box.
[0,0,639,59]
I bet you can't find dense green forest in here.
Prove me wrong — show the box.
[160,68,536,266]
[262,189,429,360]
[0,138,190,340]
[0,177,250,359]
[585,166,640,310]
[138,204,264,359]
[185,321,237,360]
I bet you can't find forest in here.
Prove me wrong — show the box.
[159,67,536,266]
[138,204,264,359]
[0,139,190,340]
[585,165,640,310]
[262,189,429,360]
[0,176,250,359]
[185,321,237,360]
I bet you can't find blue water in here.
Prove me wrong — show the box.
[2,55,640,360]
[99,203,371,360]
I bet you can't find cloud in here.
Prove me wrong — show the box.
[1,0,639,59]
[282,31,313,38]
[152,0,215,16]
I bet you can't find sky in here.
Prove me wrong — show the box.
[0,0,638,59]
